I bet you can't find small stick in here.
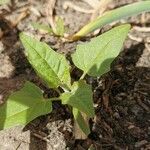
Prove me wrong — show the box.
[128,33,143,42]
[82,0,100,9]
[32,133,50,142]
[63,1,93,14]
[91,0,112,20]
[133,26,150,32]
[145,43,150,52]
[46,0,56,33]
[12,10,29,27]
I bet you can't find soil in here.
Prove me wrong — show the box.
[0,0,150,150]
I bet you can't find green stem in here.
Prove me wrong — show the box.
[72,1,150,39]
[80,72,86,80]
[60,84,71,92]
[49,97,60,101]
[54,88,61,95]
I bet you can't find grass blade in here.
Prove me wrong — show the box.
[72,1,150,39]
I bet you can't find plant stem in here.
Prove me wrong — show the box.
[54,88,61,95]
[60,84,71,92]
[80,73,86,80]
[49,97,60,101]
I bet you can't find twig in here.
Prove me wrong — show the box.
[145,43,150,52]
[91,0,112,20]
[32,133,50,143]
[46,0,56,33]
[82,0,100,9]
[128,33,143,42]
[133,26,150,32]
[15,143,21,150]
[12,10,29,27]
[63,1,93,14]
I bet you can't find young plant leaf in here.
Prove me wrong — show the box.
[20,33,71,88]
[73,108,90,136]
[60,80,95,117]
[31,22,52,33]
[72,24,130,77]
[0,82,52,130]
[55,17,65,36]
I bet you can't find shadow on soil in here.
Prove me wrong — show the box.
[86,42,150,149]
[63,42,150,149]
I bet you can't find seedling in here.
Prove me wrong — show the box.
[31,1,150,40]
[31,22,53,33]
[0,24,130,136]
[1,0,150,139]
[31,16,65,36]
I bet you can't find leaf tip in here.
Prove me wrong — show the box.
[121,23,131,32]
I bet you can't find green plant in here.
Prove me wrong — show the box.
[72,1,150,40]
[31,16,65,36]
[1,0,150,138]
[30,1,150,41]
[0,24,130,136]
[31,22,53,33]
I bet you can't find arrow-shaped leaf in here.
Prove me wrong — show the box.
[0,82,52,130]
[60,80,95,117]
[20,33,71,88]
[72,24,130,77]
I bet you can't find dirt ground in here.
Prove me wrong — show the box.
[0,0,150,150]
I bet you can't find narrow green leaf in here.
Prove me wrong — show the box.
[72,24,130,77]
[0,82,52,130]
[73,108,90,136]
[31,22,52,33]
[55,17,65,36]
[73,1,150,39]
[20,33,71,88]
[60,80,95,117]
